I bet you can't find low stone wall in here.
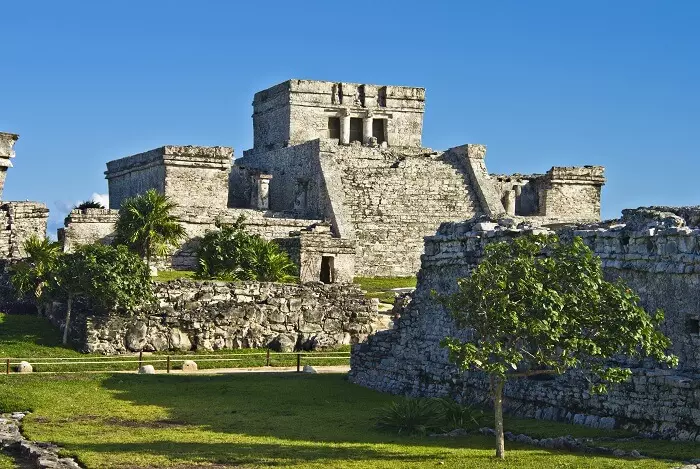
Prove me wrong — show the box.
[48,279,379,355]
[350,214,700,440]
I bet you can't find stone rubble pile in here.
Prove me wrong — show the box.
[0,412,82,469]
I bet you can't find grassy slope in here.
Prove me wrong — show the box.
[0,313,349,372]
[152,270,196,282]
[354,277,417,305]
[0,373,678,469]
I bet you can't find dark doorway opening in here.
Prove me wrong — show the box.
[349,118,363,143]
[328,117,340,139]
[320,256,335,284]
[372,119,386,144]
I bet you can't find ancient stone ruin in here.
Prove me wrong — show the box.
[350,208,700,440]
[59,79,605,280]
[0,132,48,260]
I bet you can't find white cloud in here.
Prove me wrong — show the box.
[90,193,109,208]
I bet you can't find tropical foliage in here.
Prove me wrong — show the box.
[113,189,186,266]
[56,244,153,344]
[10,236,62,314]
[196,216,297,282]
[439,234,677,459]
[75,200,105,210]
[376,397,483,435]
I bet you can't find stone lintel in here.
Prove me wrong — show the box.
[0,132,19,162]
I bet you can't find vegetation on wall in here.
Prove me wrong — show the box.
[196,216,297,282]
[74,200,105,210]
[439,234,677,460]
[113,189,186,267]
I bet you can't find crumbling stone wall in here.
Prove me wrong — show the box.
[0,132,19,199]
[59,208,119,252]
[48,279,379,355]
[0,202,49,258]
[350,214,700,440]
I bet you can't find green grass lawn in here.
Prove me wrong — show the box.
[354,277,417,305]
[0,372,682,469]
[0,453,14,469]
[152,270,196,282]
[0,313,349,373]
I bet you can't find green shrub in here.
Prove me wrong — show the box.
[435,398,485,431]
[75,200,105,210]
[197,216,297,282]
[376,398,442,435]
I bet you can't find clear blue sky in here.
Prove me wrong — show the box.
[2,1,699,235]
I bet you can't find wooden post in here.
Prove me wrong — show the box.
[139,351,143,368]
[296,353,301,373]
[166,356,171,374]
[5,358,9,375]
[266,349,270,367]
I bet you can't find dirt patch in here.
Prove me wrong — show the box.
[103,417,186,429]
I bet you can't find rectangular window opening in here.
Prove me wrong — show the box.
[688,317,700,335]
[372,119,386,144]
[320,256,335,284]
[327,117,340,139]
[349,118,363,143]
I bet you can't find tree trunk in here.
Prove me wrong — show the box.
[493,376,506,459]
[62,295,73,345]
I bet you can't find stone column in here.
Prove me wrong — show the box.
[0,132,18,201]
[503,190,516,216]
[363,111,373,145]
[340,108,351,145]
[251,174,273,210]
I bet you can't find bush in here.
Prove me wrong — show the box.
[376,398,443,435]
[435,398,485,431]
[75,200,105,210]
[377,397,485,435]
[196,217,297,282]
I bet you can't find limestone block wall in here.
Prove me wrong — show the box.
[330,144,481,277]
[0,202,49,258]
[60,208,119,252]
[47,279,379,355]
[350,217,700,440]
[105,146,232,209]
[60,205,322,270]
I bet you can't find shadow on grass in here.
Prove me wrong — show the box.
[0,313,79,357]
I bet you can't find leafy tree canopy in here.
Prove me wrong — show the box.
[57,243,154,315]
[75,200,105,210]
[440,234,677,458]
[113,189,186,265]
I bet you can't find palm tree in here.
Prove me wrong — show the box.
[113,189,186,268]
[10,236,62,315]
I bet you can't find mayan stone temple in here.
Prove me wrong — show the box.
[5,78,699,443]
[60,79,605,280]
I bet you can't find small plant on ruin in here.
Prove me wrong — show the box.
[55,243,153,344]
[439,234,677,460]
[196,216,297,282]
[114,189,186,268]
[74,200,105,210]
[10,235,62,315]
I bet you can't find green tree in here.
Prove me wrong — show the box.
[56,243,153,345]
[75,200,105,210]
[10,236,62,315]
[114,189,186,267]
[196,216,297,282]
[440,234,677,459]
